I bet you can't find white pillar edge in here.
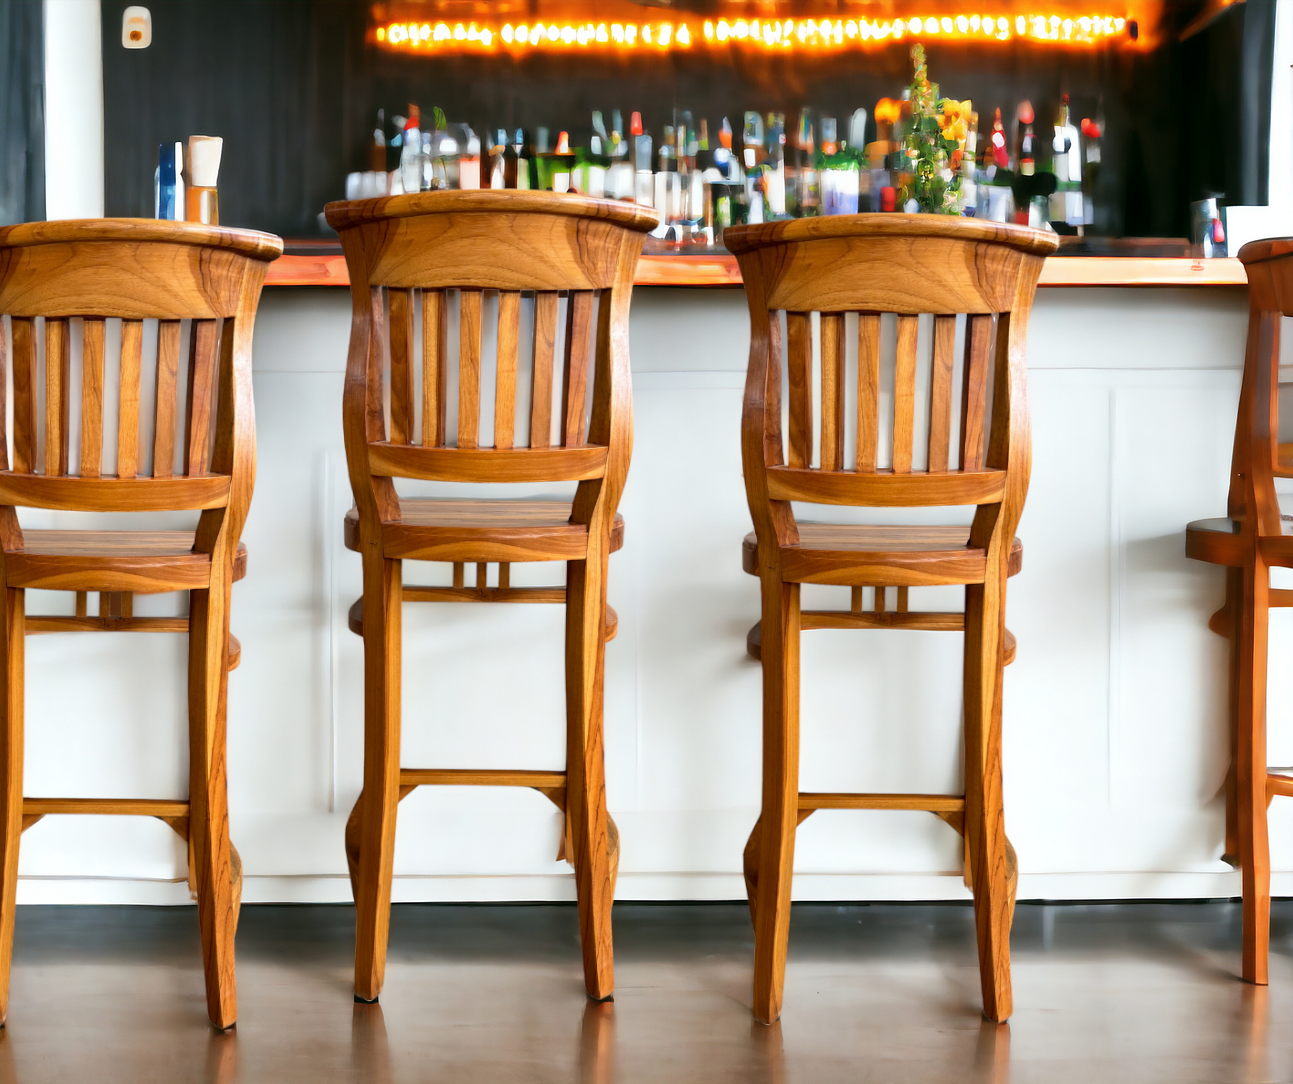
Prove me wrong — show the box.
[43,0,105,220]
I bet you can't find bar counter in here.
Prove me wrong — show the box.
[16,251,1284,911]
[266,251,1251,288]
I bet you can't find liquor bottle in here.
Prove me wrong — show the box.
[513,129,531,190]
[655,124,680,225]
[818,118,859,216]
[489,128,508,189]
[371,109,388,173]
[1015,101,1035,176]
[742,112,764,171]
[794,110,819,216]
[399,104,422,194]
[630,112,654,206]
[990,108,1010,171]
[714,117,738,180]
[606,110,634,199]
[537,130,577,192]
[1050,95,1083,226]
[764,113,786,217]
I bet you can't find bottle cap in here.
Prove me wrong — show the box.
[556,131,570,154]
[630,112,643,137]
[881,187,896,212]
[188,136,222,188]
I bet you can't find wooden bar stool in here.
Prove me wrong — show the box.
[0,219,281,1028]
[726,216,1057,1025]
[326,191,656,1004]
[1187,238,1293,986]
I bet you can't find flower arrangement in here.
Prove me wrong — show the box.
[900,45,969,214]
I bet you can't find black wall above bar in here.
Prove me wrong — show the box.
[101,0,1271,240]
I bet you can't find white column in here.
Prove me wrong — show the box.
[43,0,105,219]
[1272,0,1293,208]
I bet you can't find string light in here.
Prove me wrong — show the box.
[374,13,1135,53]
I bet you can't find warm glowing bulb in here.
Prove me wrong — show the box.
[596,23,608,42]
[658,23,672,45]
[677,23,690,44]
[1017,15,1027,33]
[625,23,637,43]
[941,17,953,33]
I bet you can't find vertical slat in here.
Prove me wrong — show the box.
[499,563,511,589]
[530,292,559,449]
[928,315,956,473]
[421,289,448,446]
[452,562,465,589]
[856,314,880,472]
[457,291,482,449]
[850,586,862,613]
[960,314,993,472]
[153,320,181,478]
[785,312,812,469]
[561,291,594,447]
[80,318,106,478]
[475,563,487,590]
[875,586,886,615]
[44,317,70,476]
[117,320,143,479]
[10,319,35,474]
[892,315,918,473]
[819,313,844,472]
[897,586,909,613]
[388,289,415,445]
[495,291,520,449]
[75,592,87,619]
[0,318,8,472]
[184,319,220,475]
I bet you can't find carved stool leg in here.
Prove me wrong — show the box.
[0,587,23,1027]
[1238,556,1271,984]
[752,580,800,1026]
[188,583,238,1029]
[565,554,615,1001]
[963,579,1013,1023]
[354,556,402,1003]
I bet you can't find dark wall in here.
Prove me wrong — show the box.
[0,0,45,226]
[102,0,1271,240]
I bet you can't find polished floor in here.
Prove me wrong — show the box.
[1,900,1292,1082]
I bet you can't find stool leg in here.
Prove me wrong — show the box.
[752,579,800,1026]
[354,556,402,1002]
[1224,567,1243,866]
[187,583,238,1029]
[1238,556,1271,984]
[565,554,615,1000]
[0,587,23,1027]
[963,577,1012,1023]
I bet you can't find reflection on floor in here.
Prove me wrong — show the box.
[0,900,1291,1082]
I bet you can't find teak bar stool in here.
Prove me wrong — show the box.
[726,215,1057,1024]
[0,219,281,1028]
[326,191,656,1004]
[1187,238,1293,986]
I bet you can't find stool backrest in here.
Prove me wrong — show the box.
[726,215,1056,555]
[1228,239,1293,536]
[0,220,281,548]
[327,191,656,531]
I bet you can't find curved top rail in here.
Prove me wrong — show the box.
[1237,237,1293,266]
[724,213,1060,259]
[324,190,660,234]
[0,219,283,262]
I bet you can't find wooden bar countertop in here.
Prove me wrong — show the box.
[265,250,1248,289]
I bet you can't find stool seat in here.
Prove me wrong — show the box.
[6,531,248,592]
[741,525,1023,585]
[1186,516,1293,568]
[343,499,624,563]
